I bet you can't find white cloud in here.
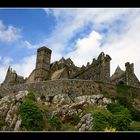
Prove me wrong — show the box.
[1,8,140,83]
[66,30,102,66]
[43,8,140,80]
[0,20,21,43]
[0,55,36,83]
[12,55,36,78]
[0,56,13,82]
[0,67,7,83]
[20,41,38,49]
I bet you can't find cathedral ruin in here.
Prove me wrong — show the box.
[1,46,140,88]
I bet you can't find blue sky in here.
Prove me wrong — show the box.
[0,8,140,83]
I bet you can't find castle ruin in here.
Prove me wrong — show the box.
[1,46,140,89]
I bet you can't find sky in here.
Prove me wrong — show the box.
[0,8,140,83]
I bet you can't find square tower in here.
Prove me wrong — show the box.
[34,46,52,81]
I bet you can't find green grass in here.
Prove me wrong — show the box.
[84,105,107,115]
[129,121,140,131]
[60,123,78,131]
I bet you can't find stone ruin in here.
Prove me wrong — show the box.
[1,46,140,88]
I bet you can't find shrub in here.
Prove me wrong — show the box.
[130,108,140,121]
[70,113,80,125]
[117,96,132,108]
[117,96,140,121]
[26,91,36,102]
[129,121,140,131]
[60,123,78,131]
[49,115,61,130]
[92,111,112,131]
[107,103,132,131]
[101,91,109,98]
[111,111,132,131]
[19,99,44,131]
[107,103,125,114]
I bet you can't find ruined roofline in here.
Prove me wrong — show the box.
[2,46,140,88]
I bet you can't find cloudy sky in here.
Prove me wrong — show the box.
[0,8,140,83]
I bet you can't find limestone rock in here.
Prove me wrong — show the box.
[77,113,93,131]
[0,90,28,131]
[52,94,72,107]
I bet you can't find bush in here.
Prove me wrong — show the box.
[26,91,36,102]
[107,103,125,114]
[129,121,140,131]
[49,115,61,130]
[117,96,132,108]
[92,111,112,131]
[70,113,80,125]
[60,123,78,131]
[130,108,140,121]
[19,99,44,131]
[107,103,132,131]
[111,111,132,131]
[117,96,140,121]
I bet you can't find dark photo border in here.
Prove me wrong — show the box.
[0,1,140,140]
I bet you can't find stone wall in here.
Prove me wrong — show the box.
[0,79,140,99]
[0,80,100,97]
[125,62,140,87]
[111,62,140,87]
[72,52,111,82]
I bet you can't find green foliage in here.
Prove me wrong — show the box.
[129,108,140,121]
[111,111,132,131]
[40,94,46,102]
[49,115,61,130]
[70,113,80,125]
[19,99,44,131]
[117,96,140,121]
[26,91,36,102]
[60,123,78,131]
[101,91,109,98]
[129,121,140,131]
[117,96,132,108]
[84,105,107,114]
[107,103,125,114]
[107,102,132,131]
[92,111,112,131]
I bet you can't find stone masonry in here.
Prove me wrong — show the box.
[1,46,140,95]
[111,62,140,87]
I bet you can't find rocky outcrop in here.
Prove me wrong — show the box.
[77,113,93,131]
[46,94,112,131]
[0,91,112,131]
[0,90,28,131]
